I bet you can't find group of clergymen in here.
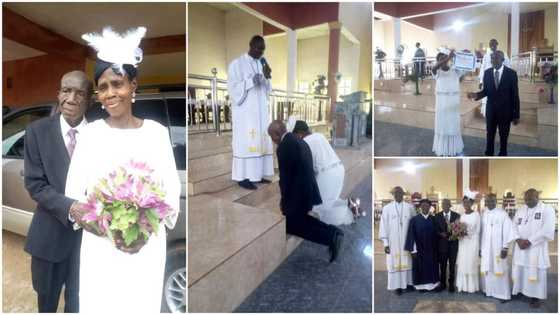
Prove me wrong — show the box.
[379,186,555,308]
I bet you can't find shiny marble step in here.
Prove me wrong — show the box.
[188,131,232,154]
[188,194,286,312]
[188,172,233,196]
[464,117,538,147]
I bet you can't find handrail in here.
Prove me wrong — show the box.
[188,71,331,135]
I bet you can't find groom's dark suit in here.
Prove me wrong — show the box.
[24,114,82,312]
[434,210,460,289]
[276,132,336,246]
[475,66,520,156]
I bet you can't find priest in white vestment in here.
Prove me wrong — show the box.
[291,119,354,225]
[379,186,415,294]
[227,35,274,190]
[479,39,510,117]
[480,193,515,302]
[511,189,555,308]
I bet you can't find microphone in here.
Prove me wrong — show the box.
[260,57,271,79]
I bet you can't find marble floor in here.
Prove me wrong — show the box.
[235,174,372,313]
[373,270,558,313]
[374,121,557,156]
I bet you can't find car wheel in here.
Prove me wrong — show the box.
[161,243,186,313]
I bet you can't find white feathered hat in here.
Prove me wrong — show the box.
[463,189,478,200]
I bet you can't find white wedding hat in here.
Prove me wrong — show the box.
[82,26,146,71]
[463,189,478,200]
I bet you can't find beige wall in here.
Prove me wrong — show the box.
[297,35,329,92]
[339,2,372,95]
[339,35,361,93]
[544,6,558,51]
[489,159,558,199]
[188,3,227,79]
[264,34,288,89]
[376,4,558,58]
[374,159,458,200]
[225,8,263,67]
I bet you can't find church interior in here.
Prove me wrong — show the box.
[188,2,373,312]
[373,2,558,156]
[373,158,558,312]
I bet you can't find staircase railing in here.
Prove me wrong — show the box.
[188,71,331,135]
[511,49,558,83]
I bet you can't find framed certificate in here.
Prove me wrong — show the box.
[453,52,476,71]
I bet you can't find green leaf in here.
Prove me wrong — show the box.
[145,209,160,235]
[123,225,139,246]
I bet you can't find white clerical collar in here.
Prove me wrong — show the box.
[246,53,260,62]
[60,114,87,135]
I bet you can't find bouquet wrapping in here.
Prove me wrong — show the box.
[80,160,175,249]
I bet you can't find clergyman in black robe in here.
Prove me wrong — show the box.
[405,199,440,291]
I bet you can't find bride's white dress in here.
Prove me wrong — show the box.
[432,66,464,156]
[456,211,481,292]
[65,119,181,313]
[303,133,353,225]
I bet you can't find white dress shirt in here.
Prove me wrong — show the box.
[493,64,504,86]
[60,114,88,149]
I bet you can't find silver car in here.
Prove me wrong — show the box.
[2,92,186,313]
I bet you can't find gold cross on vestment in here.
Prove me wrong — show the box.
[249,129,257,139]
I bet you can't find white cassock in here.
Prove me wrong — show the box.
[479,49,511,117]
[227,53,274,182]
[480,207,515,300]
[304,133,353,225]
[511,202,555,299]
[379,201,415,290]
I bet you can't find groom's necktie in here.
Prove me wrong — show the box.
[67,128,77,158]
[494,69,500,89]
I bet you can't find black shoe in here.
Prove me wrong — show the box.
[529,298,540,308]
[499,299,508,304]
[260,178,272,184]
[435,285,444,292]
[238,179,257,190]
[329,229,344,263]
[448,286,455,293]
[406,285,415,292]
[395,288,403,295]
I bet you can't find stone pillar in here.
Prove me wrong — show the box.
[511,2,520,57]
[328,21,341,122]
[393,17,401,57]
[286,29,297,96]
[462,158,470,195]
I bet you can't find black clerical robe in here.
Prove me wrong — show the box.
[404,214,439,286]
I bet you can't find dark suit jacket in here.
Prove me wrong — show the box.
[434,211,460,255]
[23,114,82,263]
[276,132,322,216]
[475,66,520,122]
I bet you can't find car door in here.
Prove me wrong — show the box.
[2,106,52,235]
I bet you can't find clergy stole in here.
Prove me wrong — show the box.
[512,202,555,282]
[480,208,514,276]
[379,202,414,272]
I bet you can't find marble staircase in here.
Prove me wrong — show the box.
[374,78,557,150]
[188,127,371,312]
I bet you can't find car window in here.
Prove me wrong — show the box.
[2,130,25,158]
[133,99,168,127]
[166,98,186,171]
[2,107,51,140]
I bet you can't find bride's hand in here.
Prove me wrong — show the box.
[116,237,147,254]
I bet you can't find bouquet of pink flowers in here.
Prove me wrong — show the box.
[447,221,468,240]
[80,160,175,249]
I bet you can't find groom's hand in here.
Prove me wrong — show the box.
[500,249,508,259]
[512,119,519,126]
[467,92,477,100]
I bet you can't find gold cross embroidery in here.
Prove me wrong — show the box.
[249,129,257,139]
